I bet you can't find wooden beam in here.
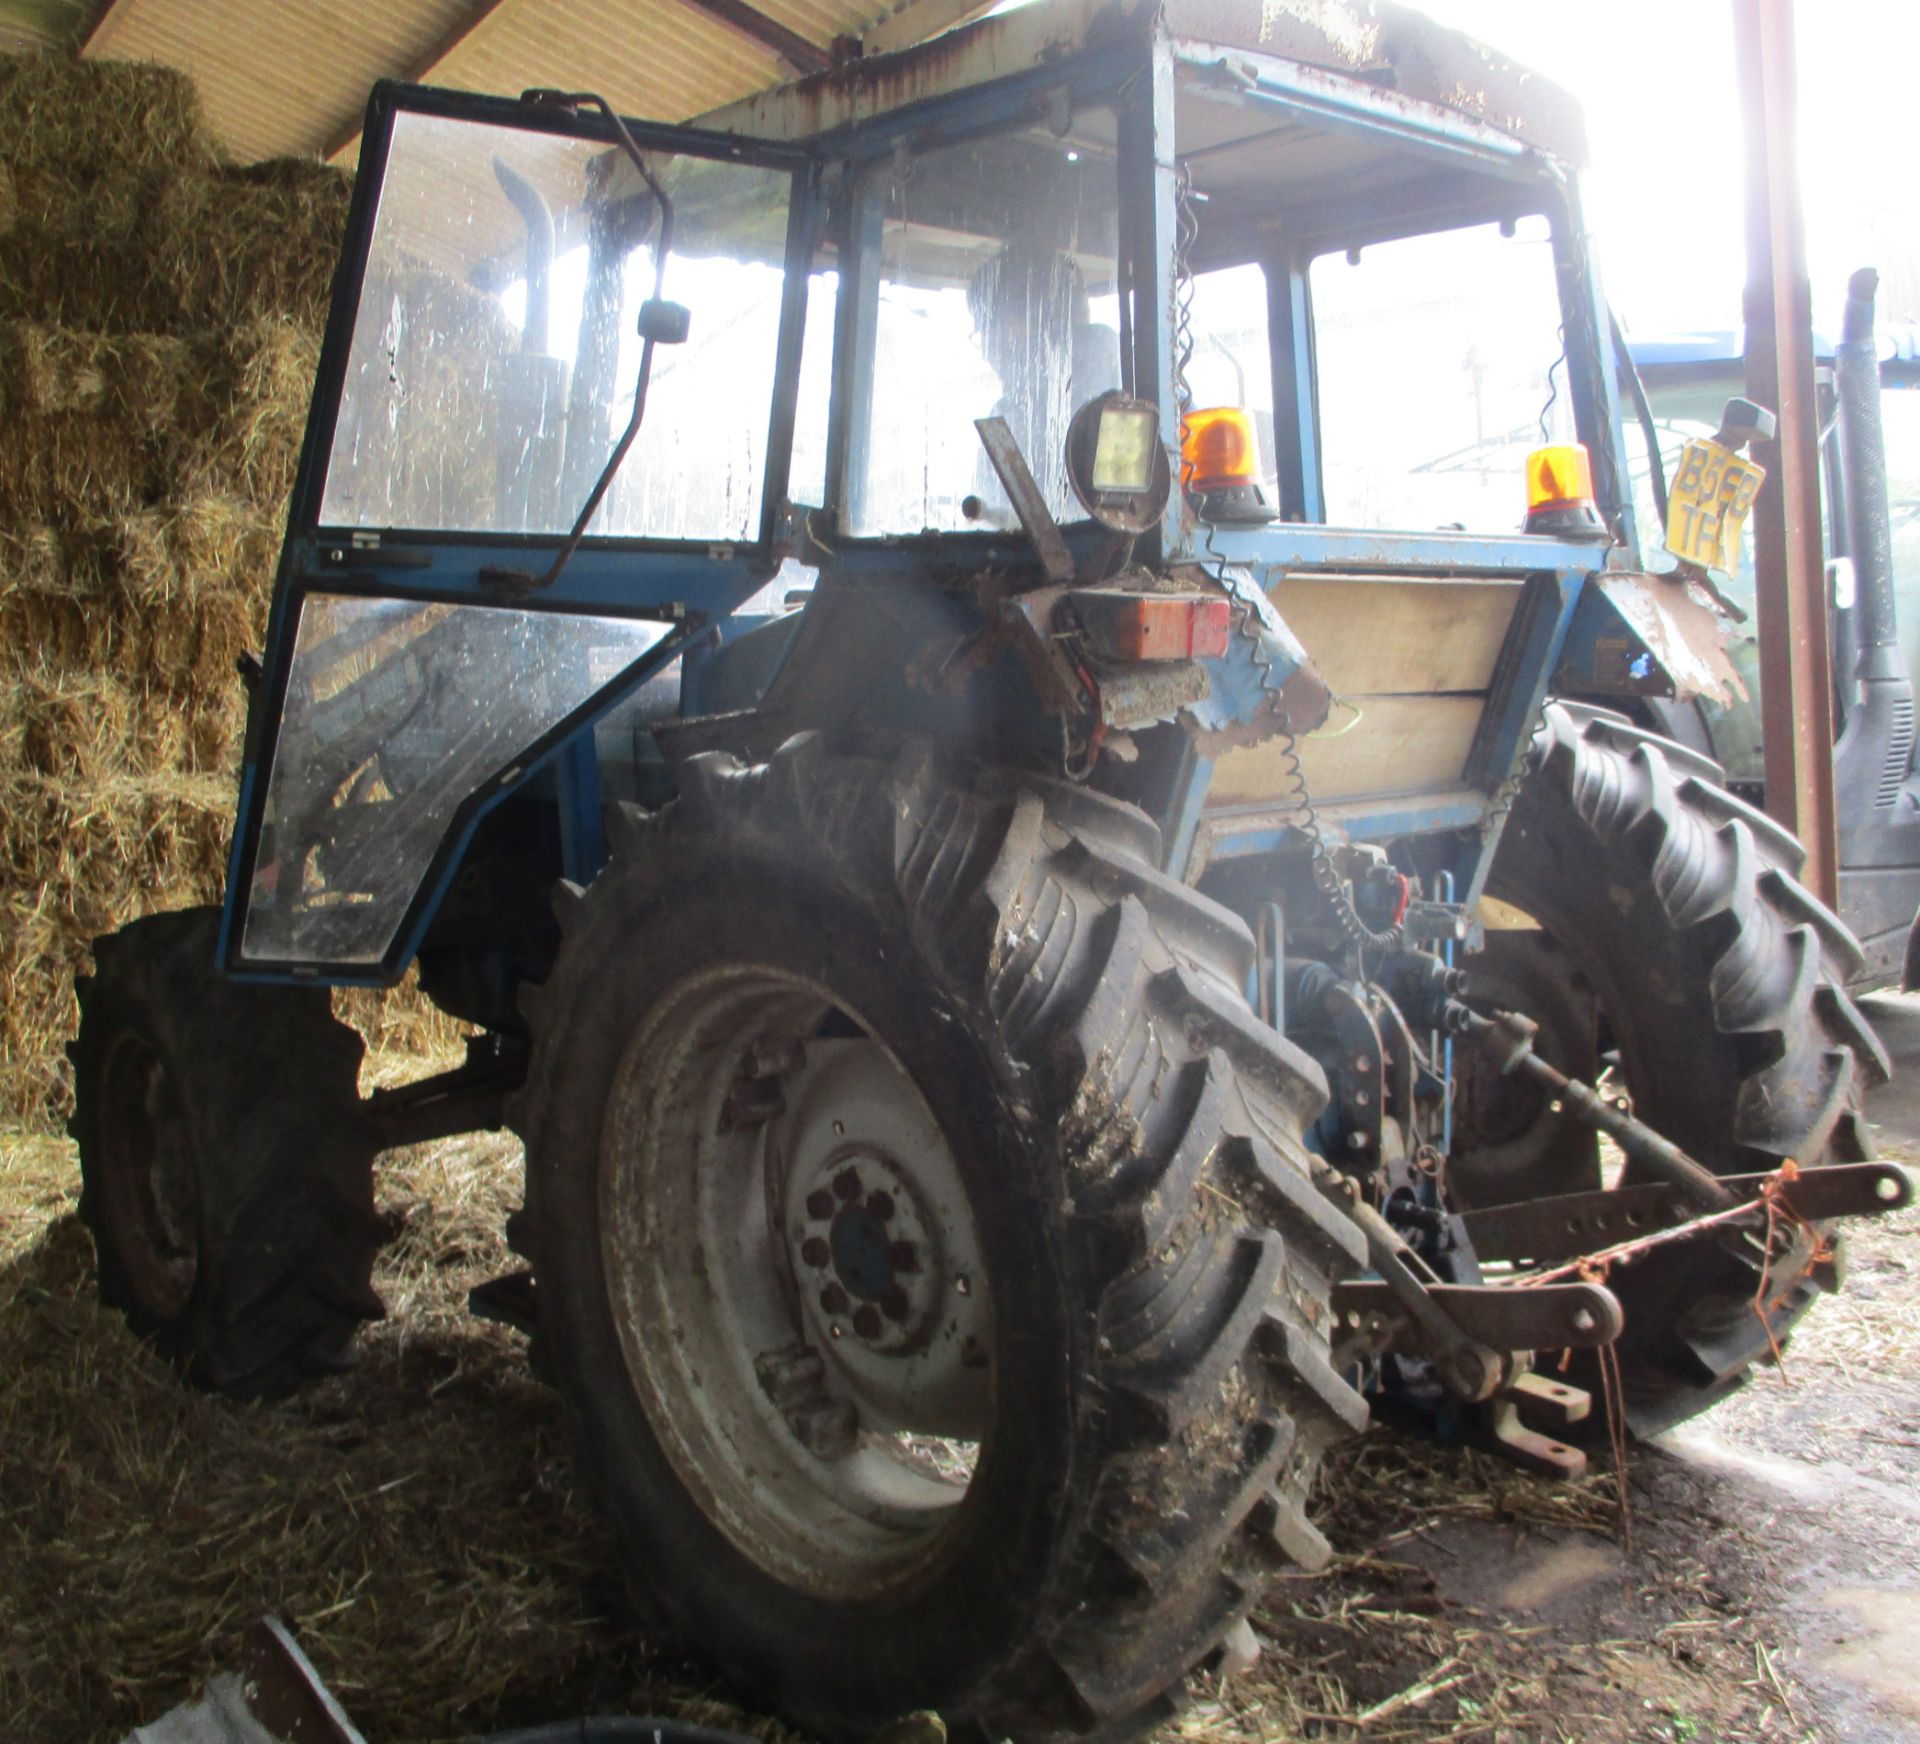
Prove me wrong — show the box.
[80,0,138,56]
[862,0,996,57]
[324,0,523,163]
[676,0,831,74]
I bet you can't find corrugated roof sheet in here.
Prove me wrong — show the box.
[74,0,990,164]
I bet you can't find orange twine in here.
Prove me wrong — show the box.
[1522,1162,1832,1551]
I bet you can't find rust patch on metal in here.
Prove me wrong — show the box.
[698,0,1582,164]
[1594,571,1748,707]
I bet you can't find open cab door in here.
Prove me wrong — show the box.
[220,83,817,982]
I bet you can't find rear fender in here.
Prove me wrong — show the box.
[1556,570,1745,706]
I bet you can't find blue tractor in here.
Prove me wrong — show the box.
[66,4,1909,1737]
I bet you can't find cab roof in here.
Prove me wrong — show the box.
[694,0,1587,168]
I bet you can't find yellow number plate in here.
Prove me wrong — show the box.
[1664,436,1765,573]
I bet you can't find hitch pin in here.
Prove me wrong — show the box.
[1448,1003,1736,1213]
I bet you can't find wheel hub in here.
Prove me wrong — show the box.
[792,1143,944,1354]
[774,1041,990,1437]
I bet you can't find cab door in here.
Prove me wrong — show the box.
[221,82,817,982]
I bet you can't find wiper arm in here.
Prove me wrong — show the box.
[484,89,687,600]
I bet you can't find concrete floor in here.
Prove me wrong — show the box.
[1658,991,1920,1743]
[1370,991,1920,1744]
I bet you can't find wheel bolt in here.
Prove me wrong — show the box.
[889,1240,919,1273]
[800,1237,829,1268]
[881,1284,910,1322]
[866,1189,895,1222]
[852,1304,882,1339]
[833,1169,862,1202]
[820,1283,849,1315]
[805,1189,834,1220]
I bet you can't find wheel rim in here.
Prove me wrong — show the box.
[600,964,994,1598]
[96,1030,199,1319]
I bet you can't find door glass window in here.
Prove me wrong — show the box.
[243,595,670,966]
[320,109,796,543]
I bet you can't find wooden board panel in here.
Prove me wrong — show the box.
[1270,575,1521,697]
[1208,693,1485,806]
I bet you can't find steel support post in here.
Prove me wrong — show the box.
[1734,0,1837,904]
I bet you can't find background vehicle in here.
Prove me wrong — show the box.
[1623,288,1920,989]
[65,5,1905,1739]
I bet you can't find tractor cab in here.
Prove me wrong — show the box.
[220,0,1669,998]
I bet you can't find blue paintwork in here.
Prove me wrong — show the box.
[1557,577,1666,702]
[1194,794,1490,868]
[1168,523,1612,577]
[1265,262,1323,525]
[1434,869,1457,1152]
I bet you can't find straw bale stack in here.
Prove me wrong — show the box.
[0,52,353,1126]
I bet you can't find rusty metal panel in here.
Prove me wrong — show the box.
[1588,571,1747,707]
[79,0,1588,180]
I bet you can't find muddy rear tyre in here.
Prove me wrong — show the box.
[69,909,384,1395]
[1459,703,1888,1435]
[511,737,1369,1743]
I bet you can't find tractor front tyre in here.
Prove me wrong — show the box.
[510,739,1370,1744]
[1456,703,1889,1435]
[69,908,384,1395]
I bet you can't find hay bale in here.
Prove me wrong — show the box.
[0,162,349,334]
[0,53,462,1129]
[0,55,211,183]
[0,890,86,1124]
[184,317,323,504]
[0,321,198,425]
[0,319,321,520]
[146,162,350,333]
[0,53,349,336]
[0,773,232,1125]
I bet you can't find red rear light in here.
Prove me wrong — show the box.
[1184,597,1233,659]
[1071,590,1232,661]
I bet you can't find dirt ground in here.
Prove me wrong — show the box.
[2,1001,1917,1744]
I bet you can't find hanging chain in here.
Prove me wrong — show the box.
[1171,161,1398,956]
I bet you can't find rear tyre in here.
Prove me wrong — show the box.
[1456,703,1888,1434]
[69,908,384,1395]
[511,737,1370,1743]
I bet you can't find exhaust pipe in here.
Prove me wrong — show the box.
[1837,270,1899,671]
[1832,267,1915,812]
[492,155,555,355]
